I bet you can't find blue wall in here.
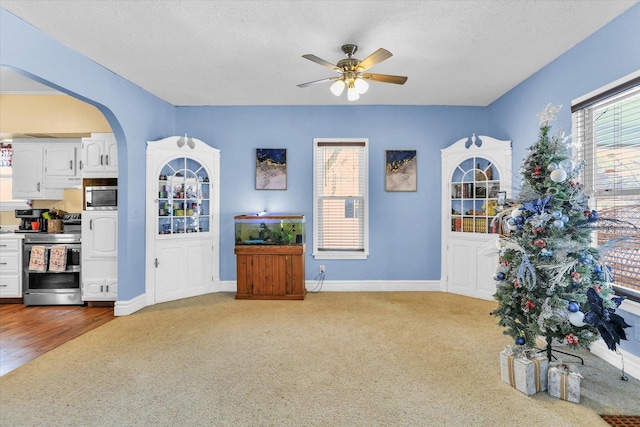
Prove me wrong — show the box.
[1,2,639,321]
[0,8,175,301]
[176,105,487,281]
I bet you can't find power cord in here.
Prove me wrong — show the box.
[307,271,325,293]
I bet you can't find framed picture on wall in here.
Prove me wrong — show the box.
[385,150,417,192]
[256,148,287,190]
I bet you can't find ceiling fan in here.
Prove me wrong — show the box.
[297,44,408,101]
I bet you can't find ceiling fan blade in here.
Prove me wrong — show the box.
[362,73,408,85]
[297,77,338,88]
[356,48,393,71]
[302,54,341,72]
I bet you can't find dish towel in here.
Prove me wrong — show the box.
[49,245,67,272]
[28,245,47,272]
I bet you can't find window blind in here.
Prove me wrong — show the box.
[573,84,640,296]
[315,142,366,251]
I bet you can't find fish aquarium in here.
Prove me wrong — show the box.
[234,213,305,245]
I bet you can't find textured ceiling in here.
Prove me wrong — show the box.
[0,0,637,106]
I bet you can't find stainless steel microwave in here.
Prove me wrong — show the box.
[85,186,117,210]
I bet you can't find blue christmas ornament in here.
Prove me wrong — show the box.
[568,301,580,312]
[589,210,599,221]
[561,214,569,223]
[594,265,603,274]
[496,272,506,281]
[540,249,553,259]
[547,163,559,172]
[581,256,593,265]
[515,337,526,346]
[514,215,524,225]
[553,220,564,228]
[552,210,562,219]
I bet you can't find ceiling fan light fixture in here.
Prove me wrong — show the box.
[354,77,369,94]
[347,83,360,101]
[330,79,345,96]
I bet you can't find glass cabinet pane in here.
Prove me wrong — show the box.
[450,156,500,234]
[157,157,210,235]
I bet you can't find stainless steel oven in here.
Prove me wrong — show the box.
[22,233,83,306]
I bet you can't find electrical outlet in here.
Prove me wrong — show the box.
[319,265,325,273]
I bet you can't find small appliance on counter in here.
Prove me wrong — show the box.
[61,213,82,234]
[15,209,49,233]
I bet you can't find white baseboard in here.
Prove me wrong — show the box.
[306,280,441,292]
[114,293,147,316]
[221,279,441,293]
[590,339,640,381]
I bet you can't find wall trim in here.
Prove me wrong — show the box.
[590,340,640,381]
[306,280,441,292]
[114,293,147,316]
[221,279,441,293]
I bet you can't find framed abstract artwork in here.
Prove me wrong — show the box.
[385,150,417,192]
[256,148,287,190]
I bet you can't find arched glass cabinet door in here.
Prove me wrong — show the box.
[156,157,210,235]
[450,157,501,233]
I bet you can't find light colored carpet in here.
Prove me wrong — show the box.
[1,292,638,426]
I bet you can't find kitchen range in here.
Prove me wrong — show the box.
[15,209,83,306]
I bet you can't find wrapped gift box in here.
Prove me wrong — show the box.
[500,348,549,395]
[548,364,581,403]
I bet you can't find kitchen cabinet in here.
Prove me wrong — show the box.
[44,141,82,189]
[81,260,117,301]
[11,142,64,199]
[0,236,22,298]
[81,133,118,177]
[82,210,117,301]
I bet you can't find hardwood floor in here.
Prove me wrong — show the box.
[0,304,114,376]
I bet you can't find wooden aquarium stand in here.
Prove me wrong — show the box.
[234,244,306,300]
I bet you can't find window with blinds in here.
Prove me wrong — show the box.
[572,77,640,300]
[313,139,369,259]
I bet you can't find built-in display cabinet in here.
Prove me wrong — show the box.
[441,134,512,300]
[146,136,220,306]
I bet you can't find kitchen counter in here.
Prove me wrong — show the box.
[0,231,24,239]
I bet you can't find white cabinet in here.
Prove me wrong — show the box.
[44,141,82,189]
[146,136,220,306]
[81,260,117,300]
[441,134,512,301]
[11,142,64,200]
[0,237,22,298]
[82,210,117,301]
[81,133,118,177]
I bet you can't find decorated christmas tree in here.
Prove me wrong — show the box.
[491,104,631,360]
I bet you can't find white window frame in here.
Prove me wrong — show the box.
[572,70,640,300]
[313,138,369,260]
